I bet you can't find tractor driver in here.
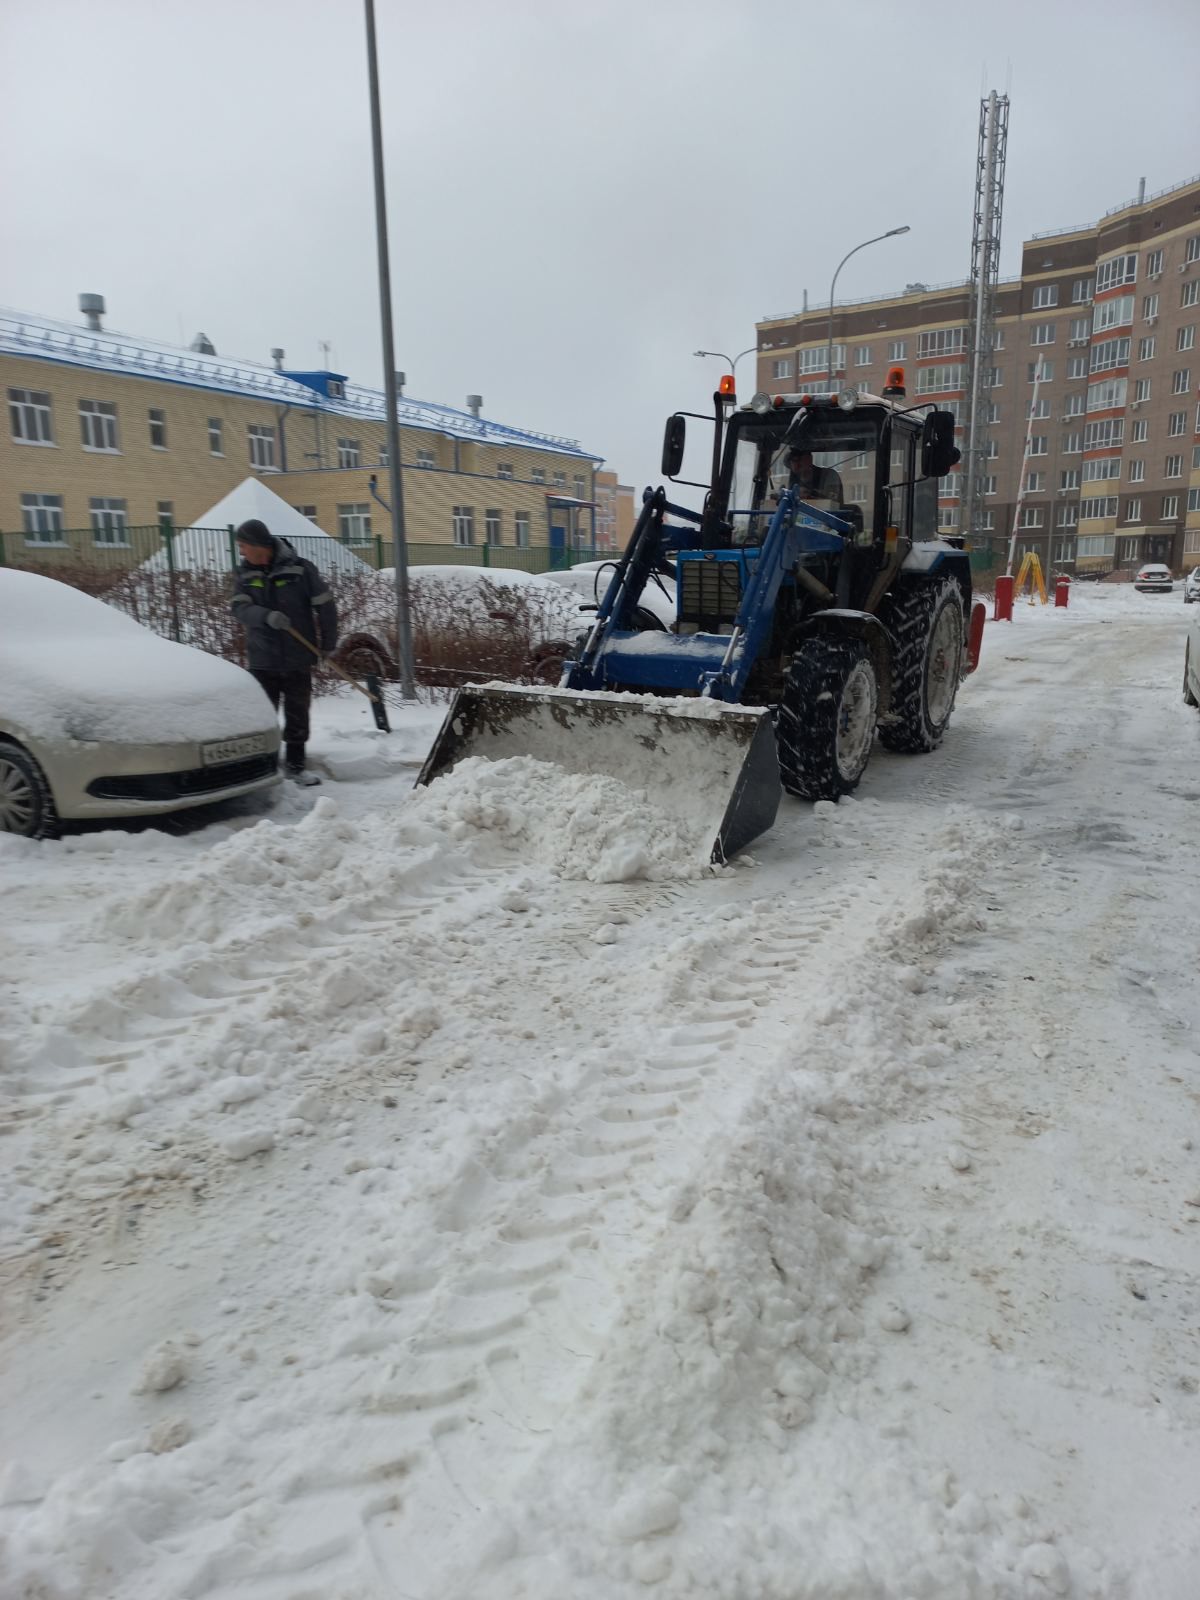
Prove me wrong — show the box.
[786,447,844,506]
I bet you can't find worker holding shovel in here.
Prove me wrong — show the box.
[231,518,337,785]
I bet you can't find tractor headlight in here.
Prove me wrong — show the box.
[749,391,774,414]
[837,386,859,412]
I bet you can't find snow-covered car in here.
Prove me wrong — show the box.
[1133,563,1174,592]
[0,569,280,839]
[1185,601,1200,710]
[541,558,677,628]
[1183,567,1200,604]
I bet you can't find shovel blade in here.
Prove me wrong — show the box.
[415,683,781,864]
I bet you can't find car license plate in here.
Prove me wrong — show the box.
[201,732,270,767]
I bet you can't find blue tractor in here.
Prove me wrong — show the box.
[418,374,984,862]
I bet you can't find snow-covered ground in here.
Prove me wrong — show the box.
[1,586,1198,1599]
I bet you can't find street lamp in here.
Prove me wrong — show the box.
[695,346,758,392]
[826,227,910,386]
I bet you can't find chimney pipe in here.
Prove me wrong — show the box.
[467,394,483,419]
[803,289,809,312]
[270,347,285,370]
[395,370,406,397]
[79,293,105,332]
[1137,175,1146,205]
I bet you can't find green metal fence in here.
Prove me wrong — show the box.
[0,524,608,579]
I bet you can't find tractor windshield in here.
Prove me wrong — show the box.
[726,411,883,545]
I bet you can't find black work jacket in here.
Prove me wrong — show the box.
[231,538,338,671]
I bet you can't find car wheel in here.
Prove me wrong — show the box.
[0,742,60,839]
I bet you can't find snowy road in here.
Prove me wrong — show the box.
[1,587,1198,1599]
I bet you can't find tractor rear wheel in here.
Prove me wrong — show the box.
[777,637,878,801]
[878,578,966,753]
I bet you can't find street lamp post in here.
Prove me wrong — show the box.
[694,346,758,392]
[826,227,911,387]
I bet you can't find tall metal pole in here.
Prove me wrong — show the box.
[826,227,910,389]
[364,0,415,700]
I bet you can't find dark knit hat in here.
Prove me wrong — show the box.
[235,518,274,548]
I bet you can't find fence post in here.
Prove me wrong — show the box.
[161,515,182,642]
[227,525,238,571]
[481,541,491,568]
[0,530,6,567]
[375,534,385,570]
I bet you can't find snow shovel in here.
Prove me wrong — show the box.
[280,623,391,732]
[414,682,781,864]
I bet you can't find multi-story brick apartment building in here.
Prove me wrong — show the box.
[756,174,1200,576]
[1,300,605,565]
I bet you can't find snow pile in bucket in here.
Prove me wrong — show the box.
[409,754,712,881]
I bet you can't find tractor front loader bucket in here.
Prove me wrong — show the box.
[415,683,782,864]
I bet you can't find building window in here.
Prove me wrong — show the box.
[917,328,967,358]
[1068,317,1089,343]
[986,401,1000,423]
[497,461,513,479]
[1060,469,1080,491]
[1031,322,1056,346]
[978,511,996,531]
[208,417,223,455]
[799,345,843,376]
[1138,337,1156,362]
[79,399,119,452]
[983,474,997,496]
[1188,487,1200,513]
[1032,284,1059,309]
[986,439,999,458]
[854,346,871,367]
[1173,368,1192,395]
[888,340,906,361]
[1090,338,1130,374]
[1182,280,1200,309]
[937,506,959,530]
[1128,459,1145,483]
[1165,455,1183,479]
[1124,499,1142,523]
[1162,494,1180,519]
[1028,436,1049,457]
[336,504,371,543]
[1027,397,1050,420]
[1067,357,1087,380]
[337,438,360,469]
[552,471,566,489]
[485,508,501,544]
[416,447,435,468]
[1132,418,1148,442]
[772,358,792,380]
[992,328,1006,351]
[1178,325,1196,352]
[1083,418,1124,450]
[1094,295,1134,333]
[248,424,276,470]
[1079,499,1118,522]
[1028,360,1054,383]
[1018,507,1044,527]
[916,363,967,394]
[1077,533,1115,556]
[9,387,54,444]
[514,510,530,547]
[89,496,128,545]
[293,505,318,522]
[573,475,585,499]
[1082,458,1121,482]
[1133,377,1151,402]
[1071,278,1094,303]
[1140,293,1159,321]
[1168,411,1187,437]
[532,466,546,484]
[1186,236,1200,264]
[20,493,64,542]
[1146,249,1164,277]
[452,505,475,546]
[148,408,167,449]
[1095,253,1137,293]
[1057,505,1079,528]
[1087,378,1127,412]
[1194,443,1200,470]
[985,366,1002,388]
[157,500,174,526]
[1062,431,1082,454]
[1063,392,1085,417]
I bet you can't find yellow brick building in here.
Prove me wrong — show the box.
[1,302,606,567]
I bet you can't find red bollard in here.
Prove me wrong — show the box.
[1054,576,1070,608]
[993,573,1014,622]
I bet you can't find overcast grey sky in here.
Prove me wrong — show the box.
[3,0,1199,495]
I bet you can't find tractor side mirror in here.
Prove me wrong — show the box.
[661,414,687,478]
[921,410,959,478]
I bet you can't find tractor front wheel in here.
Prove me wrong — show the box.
[777,638,878,802]
[878,578,966,753]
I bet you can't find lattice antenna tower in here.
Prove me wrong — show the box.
[962,90,1009,548]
